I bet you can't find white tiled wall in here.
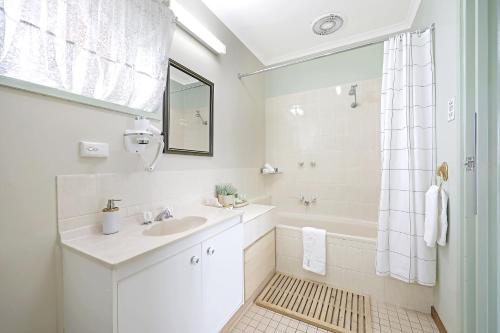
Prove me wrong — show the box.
[275,225,434,313]
[56,168,265,232]
[265,78,381,220]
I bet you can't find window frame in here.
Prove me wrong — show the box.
[0,75,162,120]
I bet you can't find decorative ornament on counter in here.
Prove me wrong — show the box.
[204,197,223,208]
[234,193,249,208]
[215,183,238,207]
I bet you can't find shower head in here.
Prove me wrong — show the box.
[195,110,208,125]
[348,84,358,108]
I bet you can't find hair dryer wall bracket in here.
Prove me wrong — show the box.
[124,117,164,172]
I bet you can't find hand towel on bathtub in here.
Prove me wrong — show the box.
[302,227,326,275]
[437,188,449,246]
[423,185,439,247]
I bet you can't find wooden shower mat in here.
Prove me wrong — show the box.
[255,273,372,333]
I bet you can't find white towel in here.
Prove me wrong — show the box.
[437,188,448,246]
[302,227,326,275]
[262,163,275,174]
[424,185,439,247]
[263,163,274,171]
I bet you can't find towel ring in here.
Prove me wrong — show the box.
[437,162,448,182]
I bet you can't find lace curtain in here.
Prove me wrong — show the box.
[0,0,175,112]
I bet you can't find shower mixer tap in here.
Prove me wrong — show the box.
[300,195,317,206]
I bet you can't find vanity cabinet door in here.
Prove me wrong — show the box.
[117,244,203,333]
[202,223,244,332]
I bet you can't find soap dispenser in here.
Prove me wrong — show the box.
[102,199,121,235]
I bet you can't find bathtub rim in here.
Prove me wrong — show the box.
[276,223,377,244]
[275,211,377,242]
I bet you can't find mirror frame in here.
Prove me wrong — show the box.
[163,59,214,156]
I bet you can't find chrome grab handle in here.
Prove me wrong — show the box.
[190,256,200,265]
[206,247,215,256]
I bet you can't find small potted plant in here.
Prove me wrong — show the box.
[216,183,238,207]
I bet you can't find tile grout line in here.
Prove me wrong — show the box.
[232,301,439,333]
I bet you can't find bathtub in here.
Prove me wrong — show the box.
[274,212,434,313]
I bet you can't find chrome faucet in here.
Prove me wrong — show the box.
[300,195,317,207]
[155,207,174,221]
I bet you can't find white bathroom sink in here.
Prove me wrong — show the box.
[142,216,208,236]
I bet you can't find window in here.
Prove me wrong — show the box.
[0,0,175,116]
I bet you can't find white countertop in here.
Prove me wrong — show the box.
[235,203,275,223]
[60,205,244,267]
[60,203,276,267]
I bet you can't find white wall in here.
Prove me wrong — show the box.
[0,0,265,332]
[265,78,381,221]
[263,43,384,221]
[265,43,384,98]
[412,1,461,332]
[56,170,266,234]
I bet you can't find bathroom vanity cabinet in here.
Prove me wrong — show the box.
[62,216,243,333]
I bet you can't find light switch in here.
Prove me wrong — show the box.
[79,141,109,158]
[447,98,456,122]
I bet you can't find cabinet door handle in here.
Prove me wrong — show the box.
[190,256,200,265]
[206,247,215,256]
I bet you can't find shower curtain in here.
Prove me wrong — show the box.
[375,29,437,286]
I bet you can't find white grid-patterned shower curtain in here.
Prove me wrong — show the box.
[375,29,437,286]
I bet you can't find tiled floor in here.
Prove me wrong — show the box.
[230,302,440,333]
[371,302,439,333]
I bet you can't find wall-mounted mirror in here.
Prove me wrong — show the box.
[163,59,214,156]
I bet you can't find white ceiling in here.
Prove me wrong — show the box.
[201,0,421,65]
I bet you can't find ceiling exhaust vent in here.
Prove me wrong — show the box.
[312,14,344,36]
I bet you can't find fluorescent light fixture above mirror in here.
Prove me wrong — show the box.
[171,0,227,55]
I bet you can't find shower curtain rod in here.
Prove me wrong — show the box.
[237,23,435,79]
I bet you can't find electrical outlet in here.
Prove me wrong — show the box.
[79,141,109,158]
[447,98,456,122]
